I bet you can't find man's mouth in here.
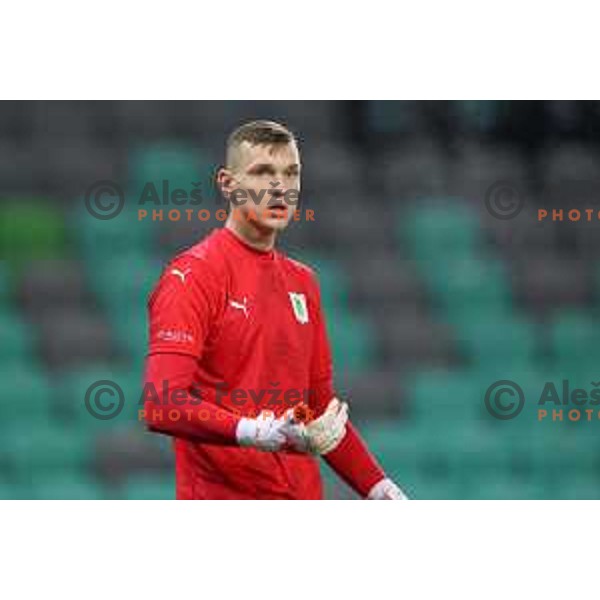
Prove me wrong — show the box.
[265,204,289,220]
[266,202,287,212]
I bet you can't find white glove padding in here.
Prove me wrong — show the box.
[367,478,409,500]
[284,398,349,455]
[236,411,290,452]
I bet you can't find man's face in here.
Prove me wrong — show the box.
[226,141,301,232]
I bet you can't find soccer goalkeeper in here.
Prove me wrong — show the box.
[143,120,407,500]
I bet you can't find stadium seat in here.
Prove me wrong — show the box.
[0,365,51,424]
[122,474,175,500]
[407,369,482,423]
[71,202,155,264]
[0,310,36,363]
[0,202,67,270]
[422,257,513,320]
[38,310,114,369]
[4,424,93,478]
[18,259,88,314]
[454,316,538,368]
[549,311,600,373]
[380,143,448,198]
[0,482,30,500]
[300,254,351,313]
[129,143,216,202]
[30,474,103,500]
[90,256,162,317]
[327,312,376,374]
[346,253,424,313]
[513,258,590,313]
[56,365,140,430]
[401,201,483,262]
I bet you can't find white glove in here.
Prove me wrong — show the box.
[367,478,409,500]
[283,397,349,455]
[236,411,291,452]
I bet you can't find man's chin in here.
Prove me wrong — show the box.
[257,214,292,231]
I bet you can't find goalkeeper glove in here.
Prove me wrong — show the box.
[367,478,409,500]
[236,410,293,452]
[283,397,349,455]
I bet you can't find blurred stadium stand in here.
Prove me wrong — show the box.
[1,100,600,499]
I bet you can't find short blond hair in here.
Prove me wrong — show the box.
[226,120,296,167]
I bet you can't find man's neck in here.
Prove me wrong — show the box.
[225,214,277,252]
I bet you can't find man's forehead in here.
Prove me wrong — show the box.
[236,141,300,168]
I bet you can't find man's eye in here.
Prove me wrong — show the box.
[251,166,274,176]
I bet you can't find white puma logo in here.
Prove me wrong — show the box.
[229,297,249,318]
[171,268,191,283]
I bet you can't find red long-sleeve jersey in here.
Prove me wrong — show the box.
[144,226,384,499]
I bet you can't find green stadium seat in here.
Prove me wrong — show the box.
[360,422,423,479]
[405,474,463,500]
[554,477,600,500]
[0,482,30,500]
[360,421,507,496]
[327,312,376,375]
[454,316,538,369]
[0,202,67,270]
[30,474,103,500]
[301,254,351,314]
[57,365,142,430]
[402,202,483,262]
[423,257,512,320]
[0,310,36,363]
[463,476,544,500]
[407,369,482,423]
[129,144,216,202]
[549,312,600,373]
[122,474,175,500]
[4,424,93,478]
[71,201,155,264]
[0,365,51,424]
[91,256,162,316]
[111,312,148,360]
[473,368,558,430]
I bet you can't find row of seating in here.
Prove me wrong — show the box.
[0,474,175,500]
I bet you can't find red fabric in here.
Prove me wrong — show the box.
[324,423,386,498]
[145,227,386,499]
[143,353,239,444]
[146,227,324,499]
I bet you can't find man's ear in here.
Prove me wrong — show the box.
[216,166,235,201]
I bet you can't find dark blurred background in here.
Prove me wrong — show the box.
[1,100,600,499]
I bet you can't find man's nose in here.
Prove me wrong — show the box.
[269,181,286,197]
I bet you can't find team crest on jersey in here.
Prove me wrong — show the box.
[288,292,309,324]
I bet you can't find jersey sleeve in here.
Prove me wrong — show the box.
[147,256,223,358]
